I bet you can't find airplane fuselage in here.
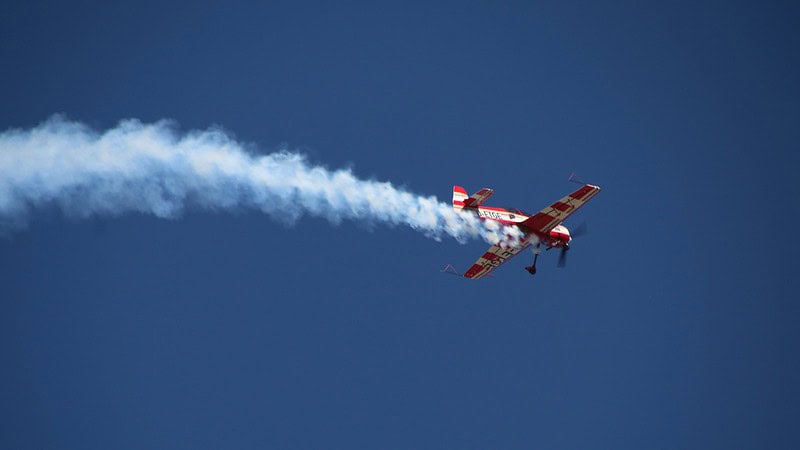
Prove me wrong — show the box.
[453,183,600,279]
[471,206,572,249]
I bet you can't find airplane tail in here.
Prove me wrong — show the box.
[452,185,468,211]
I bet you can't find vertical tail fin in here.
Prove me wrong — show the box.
[452,185,468,211]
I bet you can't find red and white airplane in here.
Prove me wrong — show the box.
[453,183,601,279]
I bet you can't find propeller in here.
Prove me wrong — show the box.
[557,222,587,268]
[570,222,588,238]
[557,246,568,268]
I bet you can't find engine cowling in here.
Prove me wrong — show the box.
[548,225,571,247]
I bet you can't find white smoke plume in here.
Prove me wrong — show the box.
[0,116,523,245]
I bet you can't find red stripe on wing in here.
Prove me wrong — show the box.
[570,185,597,200]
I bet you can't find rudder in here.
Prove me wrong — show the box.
[452,185,468,211]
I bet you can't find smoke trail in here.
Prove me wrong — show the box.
[0,116,522,245]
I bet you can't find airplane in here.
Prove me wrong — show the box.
[453,183,601,279]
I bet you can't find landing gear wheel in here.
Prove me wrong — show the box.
[525,266,537,275]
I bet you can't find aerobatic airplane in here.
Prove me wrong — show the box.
[453,183,601,279]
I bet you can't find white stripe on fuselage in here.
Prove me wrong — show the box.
[472,207,529,224]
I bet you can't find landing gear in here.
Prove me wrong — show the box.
[524,244,540,276]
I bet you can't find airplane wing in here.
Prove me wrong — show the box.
[520,184,601,234]
[463,188,494,208]
[464,241,531,280]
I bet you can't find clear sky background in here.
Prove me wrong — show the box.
[2,1,799,449]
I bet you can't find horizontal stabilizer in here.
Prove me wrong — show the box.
[453,186,494,211]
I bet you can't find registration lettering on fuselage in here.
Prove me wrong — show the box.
[477,209,505,220]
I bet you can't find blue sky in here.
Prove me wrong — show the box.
[2,1,799,448]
